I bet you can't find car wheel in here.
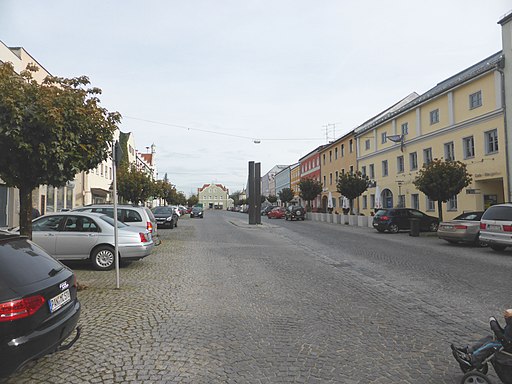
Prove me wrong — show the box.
[91,246,116,271]
[490,244,506,251]
[388,223,399,233]
[429,222,439,232]
[169,220,174,229]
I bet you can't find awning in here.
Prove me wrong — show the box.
[90,188,110,198]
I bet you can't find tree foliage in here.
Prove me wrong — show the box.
[0,62,120,237]
[299,178,323,211]
[187,194,199,207]
[153,179,177,205]
[336,171,370,214]
[116,165,155,205]
[267,194,278,204]
[413,159,472,221]
[278,188,294,205]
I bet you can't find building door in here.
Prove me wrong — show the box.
[0,185,7,227]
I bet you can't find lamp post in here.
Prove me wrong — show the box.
[396,180,404,207]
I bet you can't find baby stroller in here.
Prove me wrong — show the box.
[452,317,512,384]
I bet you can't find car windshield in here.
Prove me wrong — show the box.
[192,207,202,212]
[482,206,512,221]
[100,215,128,228]
[454,212,483,221]
[153,206,173,214]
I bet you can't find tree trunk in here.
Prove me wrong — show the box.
[19,185,34,239]
[437,200,443,222]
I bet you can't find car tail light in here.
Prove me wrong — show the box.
[146,221,153,233]
[380,215,389,221]
[0,295,46,322]
[454,225,468,230]
[503,225,512,232]
[480,223,486,229]
[139,233,149,243]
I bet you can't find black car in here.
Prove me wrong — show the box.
[152,206,179,229]
[0,231,81,378]
[285,205,306,221]
[372,208,439,233]
[191,206,204,218]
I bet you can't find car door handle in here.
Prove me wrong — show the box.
[47,233,55,237]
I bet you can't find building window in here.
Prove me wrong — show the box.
[341,144,345,157]
[463,136,475,159]
[381,132,387,144]
[447,195,458,211]
[370,194,375,208]
[430,109,439,125]
[335,147,338,159]
[382,160,388,177]
[397,156,404,173]
[323,176,326,187]
[349,139,353,153]
[365,139,370,150]
[361,166,366,177]
[329,151,332,162]
[335,171,339,181]
[349,165,354,174]
[369,164,375,179]
[444,142,455,161]
[362,195,368,209]
[423,148,433,165]
[323,154,326,165]
[411,194,419,210]
[401,122,409,135]
[410,152,418,170]
[426,197,435,211]
[469,91,482,109]
[485,129,498,154]
[329,173,332,185]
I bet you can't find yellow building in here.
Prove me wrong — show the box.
[289,163,301,203]
[319,131,357,213]
[355,52,506,220]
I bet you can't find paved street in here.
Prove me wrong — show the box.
[4,210,512,384]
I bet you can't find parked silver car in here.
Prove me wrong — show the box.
[479,203,512,251]
[28,212,154,270]
[72,204,160,245]
[437,211,485,245]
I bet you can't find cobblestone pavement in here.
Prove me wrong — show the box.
[3,211,510,383]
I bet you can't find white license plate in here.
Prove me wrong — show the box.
[49,289,71,313]
[442,225,453,230]
[488,224,502,231]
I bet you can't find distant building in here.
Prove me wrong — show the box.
[261,165,288,197]
[198,183,230,209]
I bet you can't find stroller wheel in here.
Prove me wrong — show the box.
[460,371,492,384]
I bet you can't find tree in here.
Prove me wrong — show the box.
[230,190,242,206]
[187,194,199,207]
[267,195,278,204]
[336,171,370,214]
[299,178,323,211]
[153,179,176,205]
[0,62,120,238]
[117,165,155,205]
[278,188,294,206]
[413,159,472,222]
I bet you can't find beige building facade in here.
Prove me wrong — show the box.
[355,52,506,220]
[198,183,230,209]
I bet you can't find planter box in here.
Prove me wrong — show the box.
[357,216,368,227]
[327,214,333,223]
[348,215,358,226]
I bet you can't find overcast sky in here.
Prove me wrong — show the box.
[1,1,510,196]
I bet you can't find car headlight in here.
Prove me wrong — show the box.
[166,217,172,221]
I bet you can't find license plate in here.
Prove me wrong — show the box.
[488,224,501,231]
[442,225,453,230]
[48,289,71,313]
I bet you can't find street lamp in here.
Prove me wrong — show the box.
[396,180,404,207]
